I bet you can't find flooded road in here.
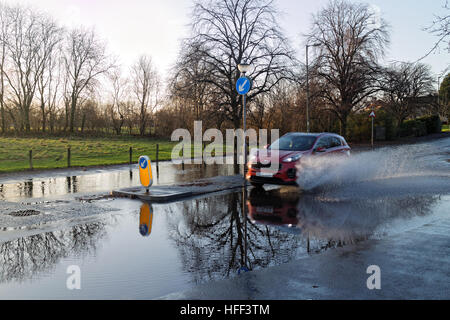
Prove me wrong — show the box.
[0,161,237,201]
[0,137,449,299]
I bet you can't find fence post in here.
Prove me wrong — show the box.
[129,147,133,164]
[156,143,160,178]
[203,141,206,167]
[67,147,71,168]
[29,150,33,170]
[181,143,185,171]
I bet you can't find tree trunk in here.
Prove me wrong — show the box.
[0,103,5,133]
[338,109,350,139]
[139,106,146,136]
[140,121,146,136]
[81,113,86,133]
[41,105,46,132]
[50,114,54,133]
[24,106,31,132]
[70,95,77,133]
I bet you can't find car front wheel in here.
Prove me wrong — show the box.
[251,182,264,188]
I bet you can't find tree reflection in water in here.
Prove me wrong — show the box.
[0,222,106,283]
[167,185,438,285]
[165,189,304,284]
[0,186,438,288]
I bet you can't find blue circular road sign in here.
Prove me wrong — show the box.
[236,77,251,95]
[139,157,148,169]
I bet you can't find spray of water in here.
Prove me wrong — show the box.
[296,138,450,198]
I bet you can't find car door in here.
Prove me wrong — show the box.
[329,136,350,156]
[313,136,331,156]
[314,136,342,157]
[326,136,342,155]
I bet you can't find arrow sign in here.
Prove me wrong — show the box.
[369,111,376,118]
[236,77,251,95]
[138,155,153,188]
[139,157,148,169]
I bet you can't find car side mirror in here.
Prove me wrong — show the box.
[314,146,326,153]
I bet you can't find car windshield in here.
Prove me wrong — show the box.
[268,135,317,151]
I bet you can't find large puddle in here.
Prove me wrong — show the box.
[0,137,449,299]
[0,161,237,201]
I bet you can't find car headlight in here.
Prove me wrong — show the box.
[283,154,302,163]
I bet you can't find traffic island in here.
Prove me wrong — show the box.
[111,174,245,203]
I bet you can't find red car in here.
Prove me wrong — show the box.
[246,132,351,187]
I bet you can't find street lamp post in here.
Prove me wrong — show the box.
[238,62,251,177]
[306,43,320,133]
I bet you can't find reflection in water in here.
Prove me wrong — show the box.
[247,187,300,227]
[0,162,236,200]
[165,186,438,285]
[72,176,78,193]
[0,222,107,283]
[166,189,305,284]
[18,179,34,198]
[65,176,79,193]
[0,185,443,295]
[247,187,437,251]
[139,203,153,237]
[66,176,71,193]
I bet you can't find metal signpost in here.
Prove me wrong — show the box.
[369,110,376,149]
[236,64,251,178]
[237,64,251,265]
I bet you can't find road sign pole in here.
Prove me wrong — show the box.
[369,110,376,149]
[236,74,251,181]
[306,45,310,133]
[371,116,374,149]
[243,93,247,177]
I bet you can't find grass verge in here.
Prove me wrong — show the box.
[442,124,449,132]
[0,136,199,173]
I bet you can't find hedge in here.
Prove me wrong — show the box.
[399,115,441,137]
[347,110,397,142]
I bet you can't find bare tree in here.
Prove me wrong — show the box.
[107,68,127,135]
[130,55,160,136]
[36,18,63,132]
[421,0,449,72]
[183,0,296,131]
[63,27,112,133]
[307,0,389,136]
[2,6,61,132]
[172,42,211,124]
[46,55,64,133]
[439,73,450,119]
[381,62,435,126]
[0,3,9,133]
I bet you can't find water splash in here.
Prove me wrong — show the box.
[296,138,450,198]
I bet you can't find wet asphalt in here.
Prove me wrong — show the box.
[0,136,448,299]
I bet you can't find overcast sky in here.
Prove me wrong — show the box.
[4,0,449,82]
